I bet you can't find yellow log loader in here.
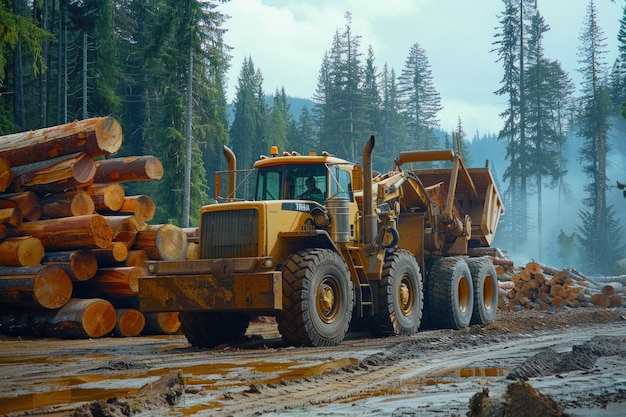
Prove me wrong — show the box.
[139,136,504,347]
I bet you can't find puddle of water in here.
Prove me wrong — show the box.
[1,357,357,415]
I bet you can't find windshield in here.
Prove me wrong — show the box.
[255,164,327,204]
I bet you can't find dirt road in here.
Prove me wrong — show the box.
[1,307,626,417]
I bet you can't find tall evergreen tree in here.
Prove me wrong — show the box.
[230,56,266,169]
[377,64,405,172]
[575,0,624,274]
[397,42,441,156]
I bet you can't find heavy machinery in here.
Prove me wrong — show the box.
[139,136,504,347]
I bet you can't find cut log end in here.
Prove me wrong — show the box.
[96,116,124,154]
[58,298,117,338]
[0,236,45,267]
[114,308,145,337]
[33,266,73,309]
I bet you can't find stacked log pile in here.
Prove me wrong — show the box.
[497,260,625,311]
[0,117,185,339]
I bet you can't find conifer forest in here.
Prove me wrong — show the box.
[1,0,625,275]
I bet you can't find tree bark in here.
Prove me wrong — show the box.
[73,266,145,298]
[40,190,95,218]
[132,223,188,261]
[6,214,113,249]
[0,265,72,309]
[82,183,125,211]
[0,237,45,267]
[143,312,181,335]
[0,157,12,192]
[91,242,129,265]
[0,207,22,227]
[41,250,98,281]
[0,116,122,166]
[94,155,163,183]
[0,298,117,339]
[0,191,41,221]
[8,152,96,194]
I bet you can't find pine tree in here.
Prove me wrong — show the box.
[398,42,441,156]
[230,56,267,169]
[575,0,624,274]
[377,64,406,171]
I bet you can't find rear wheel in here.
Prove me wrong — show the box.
[370,249,423,336]
[179,312,250,348]
[278,249,353,347]
[467,257,499,325]
[427,257,473,330]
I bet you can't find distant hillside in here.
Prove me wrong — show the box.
[226,95,314,124]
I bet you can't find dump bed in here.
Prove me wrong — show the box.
[410,167,503,247]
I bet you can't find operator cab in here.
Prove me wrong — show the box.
[255,162,353,205]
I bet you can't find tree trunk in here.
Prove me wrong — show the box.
[0,207,22,227]
[40,190,95,218]
[41,250,98,281]
[113,308,145,337]
[6,214,113,249]
[0,117,122,167]
[132,224,188,261]
[143,312,181,335]
[94,155,163,183]
[0,191,41,221]
[0,298,116,338]
[82,183,125,211]
[0,265,72,309]
[103,215,144,248]
[0,237,45,267]
[91,242,129,265]
[8,152,96,194]
[73,266,145,298]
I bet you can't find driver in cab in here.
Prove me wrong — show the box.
[298,176,324,204]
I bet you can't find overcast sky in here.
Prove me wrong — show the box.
[219,0,623,136]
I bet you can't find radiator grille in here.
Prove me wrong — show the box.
[200,209,259,258]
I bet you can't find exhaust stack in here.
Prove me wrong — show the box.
[223,145,236,198]
[362,136,377,245]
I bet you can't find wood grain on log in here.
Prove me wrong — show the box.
[0,207,22,227]
[9,152,96,194]
[143,312,181,335]
[113,308,145,337]
[125,250,148,267]
[0,265,72,309]
[103,215,144,248]
[0,191,40,221]
[0,236,45,267]
[41,190,95,218]
[132,223,187,261]
[44,298,117,338]
[91,242,129,265]
[0,116,122,166]
[83,183,125,211]
[74,266,145,298]
[41,250,98,281]
[94,155,163,183]
[7,214,113,249]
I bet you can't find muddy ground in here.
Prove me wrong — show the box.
[1,307,626,417]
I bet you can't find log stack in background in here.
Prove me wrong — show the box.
[0,117,187,339]
[497,260,626,311]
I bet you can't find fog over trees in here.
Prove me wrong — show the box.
[0,0,624,274]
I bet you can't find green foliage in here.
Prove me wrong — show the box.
[0,3,53,80]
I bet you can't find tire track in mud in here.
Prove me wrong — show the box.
[184,321,626,417]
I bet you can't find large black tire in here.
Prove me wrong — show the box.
[467,257,499,325]
[427,257,474,330]
[278,249,354,347]
[370,249,423,336]
[179,312,250,348]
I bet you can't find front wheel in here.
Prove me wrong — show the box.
[278,249,354,347]
[467,257,499,325]
[427,257,474,330]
